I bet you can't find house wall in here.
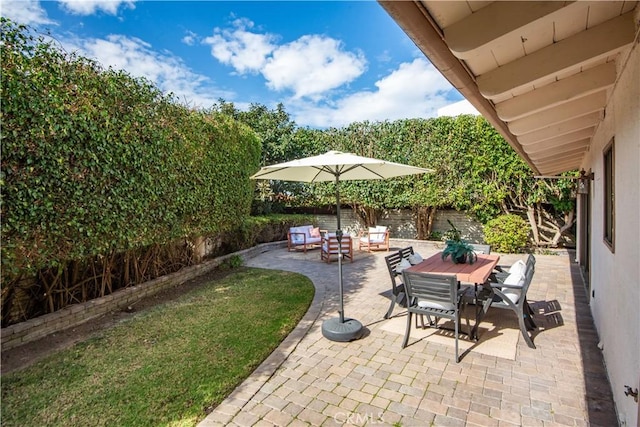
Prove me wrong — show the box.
[580,39,639,427]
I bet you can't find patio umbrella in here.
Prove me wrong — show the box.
[251,150,433,342]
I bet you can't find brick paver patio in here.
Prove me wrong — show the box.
[199,240,617,426]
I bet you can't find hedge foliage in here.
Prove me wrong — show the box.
[484,214,531,253]
[0,19,261,278]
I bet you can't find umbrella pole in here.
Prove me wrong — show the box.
[335,177,344,324]
[320,173,364,342]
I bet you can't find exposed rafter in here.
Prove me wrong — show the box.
[477,12,635,99]
[495,62,616,121]
[379,1,639,175]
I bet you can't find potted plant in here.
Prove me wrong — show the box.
[441,220,477,264]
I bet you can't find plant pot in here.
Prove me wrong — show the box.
[455,254,467,264]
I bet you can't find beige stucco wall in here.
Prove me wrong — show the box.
[580,37,640,427]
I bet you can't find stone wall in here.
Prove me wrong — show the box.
[314,209,485,242]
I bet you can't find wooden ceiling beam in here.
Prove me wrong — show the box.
[508,92,606,135]
[527,143,590,160]
[518,111,603,145]
[444,1,570,60]
[495,61,616,121]
[477,12,635,99]
[524,134,592,155]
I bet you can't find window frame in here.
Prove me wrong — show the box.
[603,138,615,252]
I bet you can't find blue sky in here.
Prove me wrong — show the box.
[2,0,477,128]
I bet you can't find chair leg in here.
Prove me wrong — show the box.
[524,301,537,329]
[417,314,426,329]
[402,312,412,348]
[460,299,472,338]
[454,312,460,363]
[517,310,536,349]
[384,295,397,319]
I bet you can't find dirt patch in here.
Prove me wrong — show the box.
[1,268,232,375]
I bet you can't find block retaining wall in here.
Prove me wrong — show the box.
[315,209,485,242]
[1,241,286,351]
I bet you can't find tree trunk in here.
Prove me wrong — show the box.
[526,206,541,246]
[416,206,436,240]
[352,204,378,227]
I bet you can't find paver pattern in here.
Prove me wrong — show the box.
[199,240,617,426]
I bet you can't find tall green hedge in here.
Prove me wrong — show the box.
[0,19,261,279]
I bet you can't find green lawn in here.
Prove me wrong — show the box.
[1,267,315,427]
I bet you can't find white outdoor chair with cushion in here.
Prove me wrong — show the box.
[358,225,390,252]
[486,259,537,349]
[492,253,536,280]
[320,233,353,263]
[401,271,471,362]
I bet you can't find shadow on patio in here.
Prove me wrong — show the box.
[200,240,616,426]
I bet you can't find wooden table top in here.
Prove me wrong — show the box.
[406,252,500,284]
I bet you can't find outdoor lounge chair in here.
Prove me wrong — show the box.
[320,234,353,263]
[358,225,390,252]
[469,243,491,254]
[486,257,537,348]
[383,247,415,319]
[401,271,471,362]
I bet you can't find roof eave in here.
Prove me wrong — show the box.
[378,0,540,174]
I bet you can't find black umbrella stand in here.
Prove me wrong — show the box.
[321,174,365,342]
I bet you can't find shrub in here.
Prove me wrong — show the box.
[219,254,243,270]
[1,18,261,278]
[484,214,530,253]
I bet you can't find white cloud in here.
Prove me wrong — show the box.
[0,0,53,25]
[263,35,366,100]
[58,0,135,16]
[437,99,479,117]
[181,30,197,46]
[64,34,234,109]
[203,18,276,75]
[204,19,366,100]
[290,58,455,128]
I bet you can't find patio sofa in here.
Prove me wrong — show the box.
[287,225,323,252]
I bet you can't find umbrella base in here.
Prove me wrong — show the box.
[322,317,364,342]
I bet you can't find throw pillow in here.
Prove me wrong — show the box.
[395,258,411,274]
[310,227,321,238]
[503,271,525,287]
[408,253,423,265]
[508,259,526,276]
[304,225,313,238]
[289,226,305,244]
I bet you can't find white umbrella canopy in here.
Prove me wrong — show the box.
[251,150,433,342]
[250,150,433,182]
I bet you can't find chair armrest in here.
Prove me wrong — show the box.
[488,281,522,290]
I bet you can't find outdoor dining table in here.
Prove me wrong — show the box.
[406,252,500,340]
